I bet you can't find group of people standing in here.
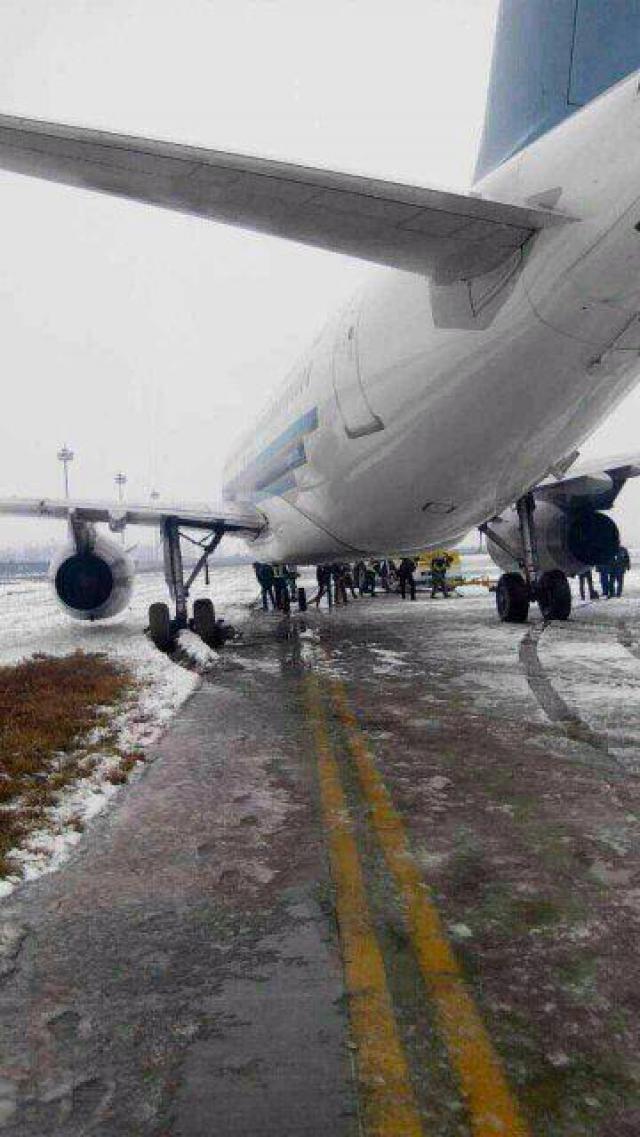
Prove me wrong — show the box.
[578,545,630,600]
[321,559,415,605]
[253,563,298,611]
[315,563,358,607]
[393,552,453,600]
[255,553,456,610]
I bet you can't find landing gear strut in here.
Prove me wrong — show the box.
[481,493,572,624]
[148,518,226,650]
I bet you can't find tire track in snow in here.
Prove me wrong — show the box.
[617,619,640,663]
[519,622,614,758]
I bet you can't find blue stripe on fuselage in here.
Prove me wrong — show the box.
[223,406,319,502]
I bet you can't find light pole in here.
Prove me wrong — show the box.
[114,472,127,503]
[114,472,127,544]
[57,444,74,499]
[150,489,160,565]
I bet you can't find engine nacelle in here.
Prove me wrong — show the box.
[486,502,619,577]
[49,535,135,621]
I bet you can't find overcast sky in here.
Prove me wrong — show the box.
[1,0,639,549]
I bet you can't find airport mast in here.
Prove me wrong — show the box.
[114,471,127,545]
[57,444,74,499]
[150,488,160,565]
[114,471,127,503]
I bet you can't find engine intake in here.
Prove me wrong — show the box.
[486,502,619,577]
[49,535,135,620]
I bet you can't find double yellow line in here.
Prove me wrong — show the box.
[304,670,531,1137]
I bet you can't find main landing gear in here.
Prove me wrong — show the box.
[148,518,229,651]
[481,493,572,624]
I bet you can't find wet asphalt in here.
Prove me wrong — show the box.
[0,639,357,1136]
[3,585,640,1136]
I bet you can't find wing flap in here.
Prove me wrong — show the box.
[0,113,571,282]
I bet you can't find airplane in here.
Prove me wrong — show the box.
[1,0,640,648]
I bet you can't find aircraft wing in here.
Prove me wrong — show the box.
[535,452,640,510]
[0,113,570,284]
[0,496,264,536]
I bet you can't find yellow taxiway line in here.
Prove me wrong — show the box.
[304,673,425,1137]
[329,677,531,1137]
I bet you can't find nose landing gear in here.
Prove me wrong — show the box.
[482,493,572,624]
[148,519,228,650]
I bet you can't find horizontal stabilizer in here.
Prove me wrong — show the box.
[0,496,265,536]
[0,113,571,283]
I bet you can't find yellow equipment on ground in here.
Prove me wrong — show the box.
[415,549,461,571]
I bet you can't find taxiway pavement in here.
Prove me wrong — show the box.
[2,581,640,1136]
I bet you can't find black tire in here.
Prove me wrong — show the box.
[298,586,307,612]
[149,602,173,650]
[537,570,572,621]
[193,598,217,645]
[496,572,529,623]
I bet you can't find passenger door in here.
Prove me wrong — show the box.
[332,305,384,439]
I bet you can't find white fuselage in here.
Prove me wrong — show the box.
[223,74,640,563]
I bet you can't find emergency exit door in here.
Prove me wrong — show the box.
[332,309,384,439]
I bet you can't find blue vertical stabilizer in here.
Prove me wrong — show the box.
[475,0,640,182]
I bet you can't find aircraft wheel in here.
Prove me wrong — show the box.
[496,573,529,623]
[537,570,571,621]
[193,598,217,645]
[149,602,173,650]
[298,586,307,612]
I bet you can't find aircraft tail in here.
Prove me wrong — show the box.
[475,0,640,183]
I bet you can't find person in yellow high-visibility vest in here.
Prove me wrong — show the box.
[430,553,449,598]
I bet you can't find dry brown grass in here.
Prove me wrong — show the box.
[0,651,136,875]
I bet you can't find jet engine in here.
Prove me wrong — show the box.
[49,533,135,621]
[486,502,619,577]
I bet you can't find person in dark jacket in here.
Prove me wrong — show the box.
[332,563,349,604]
[354,560,367,595]
[254,562,276,611]
[316,564,333,608]
[273,565,288,610]
[342,563,358,599]
[610,545,631,597]
[598,559,613,599]
[379,560,391,592]
[284,564,299,602]
[398,557,417,600]
[578,569,599,601]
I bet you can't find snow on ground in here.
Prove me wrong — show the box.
[369,646,417,676]
[540,581,640,755]
[0,566,260,897]
[176,629,219,670]
[3,553,640,895]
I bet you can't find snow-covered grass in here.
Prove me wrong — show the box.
[0,652,136,891]
[0,566,259,898]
